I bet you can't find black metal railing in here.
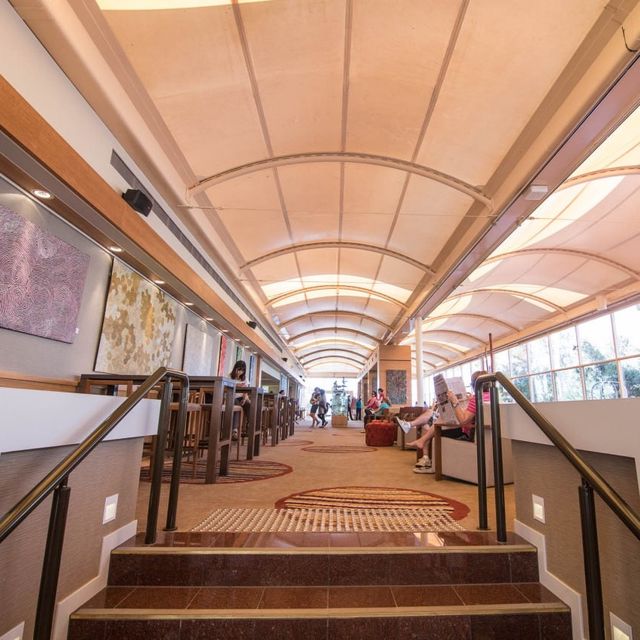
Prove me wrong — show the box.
[0,367,189,640]
[473,371,640,640]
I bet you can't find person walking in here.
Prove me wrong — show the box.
[355,396,363,420]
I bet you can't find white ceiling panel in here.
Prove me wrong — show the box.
[105,6,268,175]
[376,257,425,293]
[240,0,345,155]
[346,0,461,158]
[44,0,638,376]
[415,0,606,184]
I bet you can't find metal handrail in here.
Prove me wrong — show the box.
[0,366,189,639]
[473,371,640,640]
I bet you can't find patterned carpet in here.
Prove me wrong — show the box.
[192,486,469,532]
[277,439,314,446]
[139,459,292,484]
[276,486,469,520]
[301,445,376,454]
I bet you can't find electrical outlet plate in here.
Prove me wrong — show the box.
[0,621,24,640]
[532,494,545,523]
[103,493,118,524]
[611,613,632,640]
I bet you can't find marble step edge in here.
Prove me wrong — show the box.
[112,544,536,556]
[71,601,569,620]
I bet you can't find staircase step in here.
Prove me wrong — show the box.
[69,599,571,640]
[108,532,539,587]
[69,532,573,638]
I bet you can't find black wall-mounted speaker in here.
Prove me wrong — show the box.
[246,320,257,329]
[122,189,152,217]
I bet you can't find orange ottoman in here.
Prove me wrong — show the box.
[365,420,396,446]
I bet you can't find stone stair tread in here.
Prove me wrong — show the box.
[122,530,535,550]
[75,582,566,612]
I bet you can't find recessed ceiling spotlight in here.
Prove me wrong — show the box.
[221,329,228,333]
[32,189,52,199]
[153,279,165,285]
[205,317,214,321]
[108,246,123,253]
[185,302,194,306]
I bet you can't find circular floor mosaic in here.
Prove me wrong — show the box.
[277,439,314,446]
[139,459,292,484]
[275,485,470,521]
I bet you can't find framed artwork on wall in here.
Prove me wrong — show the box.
[0,204,90,343]
[183,324,217,376]
[217,334,228,376]
[95,259,178,374]
[386,369,407,404]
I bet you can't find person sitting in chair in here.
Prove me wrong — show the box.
[229,360,250,441]
[395,371,488,474]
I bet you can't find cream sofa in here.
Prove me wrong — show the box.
[439,423,514,486]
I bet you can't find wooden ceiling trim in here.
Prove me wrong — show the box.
[189,152,492,207]
[240,240,434,274]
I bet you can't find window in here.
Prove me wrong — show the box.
[584,361,619,399]
[550,326,579,368]
[554,368,584,401]
[527,336,551,373]
[427,301,640,405]
[513,376,531,399]
[531,373,553,402]
[620,357,640,398]
[510,344,528,376]
[613,305,640,357]
[493,350,509,375]
[578,316,615,364]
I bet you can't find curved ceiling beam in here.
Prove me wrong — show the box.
[420,349,452,364]
[447,288,565,312]
[268,284,407,309]
[188,152,493,208]
[288,327,382,344]
[422,340,466,355]
[281,311,392,331]
[485,248,640,281]
[241,241,433,275]
[303,355,365,368]
[299,348,368,363]
[422,313,519,332]
[293,338,375,352]
[421,329,486,345]
[559,165,640,190]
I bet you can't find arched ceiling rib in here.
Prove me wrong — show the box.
[242,242,434,275]
[421,329,486,346]
[188,152,493,207]
[560,165,640,190]
[267,284,407,309]
[447,289,565,312]
[421,313,519,331]
[281,311,391,332]
[299,348,367,363]
[484,249,640,281]
[287,327,382,344]
[304,355,366,368]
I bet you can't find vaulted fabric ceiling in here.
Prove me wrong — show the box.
[13,0,640,377]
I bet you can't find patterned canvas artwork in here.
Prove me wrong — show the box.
[217,334,228,376]
[183,324,217,376]
[0,204,90,343]
[95,260,178,374]
[386,369,408,404]
[248,354,256,384]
